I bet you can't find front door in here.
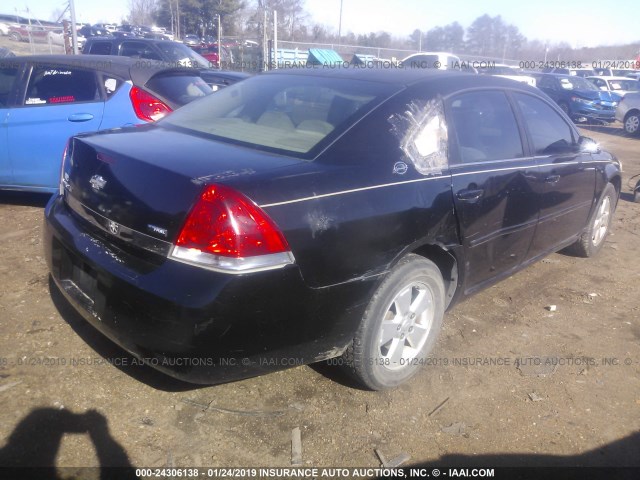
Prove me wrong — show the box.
[511,92,596,257]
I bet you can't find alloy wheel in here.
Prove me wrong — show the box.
[377,281,434,371]
[592,195,611,246]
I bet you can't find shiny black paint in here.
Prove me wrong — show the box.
[44,70,622,383]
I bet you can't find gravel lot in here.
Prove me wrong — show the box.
[0,70,639,473]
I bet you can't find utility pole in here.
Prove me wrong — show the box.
[338,0,343,45]
[273,10,277,69]
[217,14,221,67]
[69,0,79,54]
[262,9,268,71]
[176,0,181,40]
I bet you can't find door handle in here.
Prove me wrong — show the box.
[456,189,484,202]
[68,113,94,122]
[544,175,561,184]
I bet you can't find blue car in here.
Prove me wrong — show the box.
[0,55,212,193]
[535,74,617,124]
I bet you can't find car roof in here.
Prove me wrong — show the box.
[9,54,203,85]
[86,36,172,44]
[263,67,536,90]
[588,76,635,81]
[545,73,584,79]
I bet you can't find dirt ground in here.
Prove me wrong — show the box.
[0,111,639,472]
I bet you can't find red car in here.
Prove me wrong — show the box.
[9,23,60,43]
[190,43,232,67]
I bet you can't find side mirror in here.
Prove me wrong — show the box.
[578,136,601,154]
[599,86,608,91]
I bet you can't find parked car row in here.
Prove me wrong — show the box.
[399,52,639,134]
[81,37,248,90]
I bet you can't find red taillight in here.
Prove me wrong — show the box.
[171,185,294,273]
[129,86,172,122]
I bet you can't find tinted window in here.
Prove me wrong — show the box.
[145,73,212,106]
[538,76,557,90]
[120,41,162,60]
[449,90,523,163]
[514,93,575,155]
[88,41,112,55]
[162,75,397,156]
[0,64,18,107]
[25,65,99,105]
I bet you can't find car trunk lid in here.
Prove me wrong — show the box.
[63,124,303,245]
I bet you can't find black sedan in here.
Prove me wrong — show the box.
[44,69,622,390]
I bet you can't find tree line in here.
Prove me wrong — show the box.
[125,0,638,61]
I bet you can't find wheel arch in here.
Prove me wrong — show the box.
[624,108,640,122]
[411,243,459,309]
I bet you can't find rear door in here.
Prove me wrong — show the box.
[0,62,20,185]
[447,89,539,293]
[512,92,596,256]
[7,63,104,190]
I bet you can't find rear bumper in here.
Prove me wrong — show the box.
[44,194,372,384]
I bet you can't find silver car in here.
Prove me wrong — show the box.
[615,92,640,135]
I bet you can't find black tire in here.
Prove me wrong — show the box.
[8,32,21,42]
[623,111,640,136]
[342,254,445,390]
[566,183,617,257]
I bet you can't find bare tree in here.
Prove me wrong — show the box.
[128,0,158,26]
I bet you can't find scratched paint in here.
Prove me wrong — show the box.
[305,210,335,239]
[388,98,448,175]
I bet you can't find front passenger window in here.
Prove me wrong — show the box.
[514,93,576,155]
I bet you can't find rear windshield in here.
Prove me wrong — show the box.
[154,42,211,69]
[145,73,212,106]
[161,74,397,157]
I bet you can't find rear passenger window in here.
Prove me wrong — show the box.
[24,65,99,105]
[120,41,162,60]
[0,64,19,107]
[449,90,523,163]
[514,93,576,155]
[88,42,112,55]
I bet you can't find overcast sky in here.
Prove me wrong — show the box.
[2,0,639,48]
